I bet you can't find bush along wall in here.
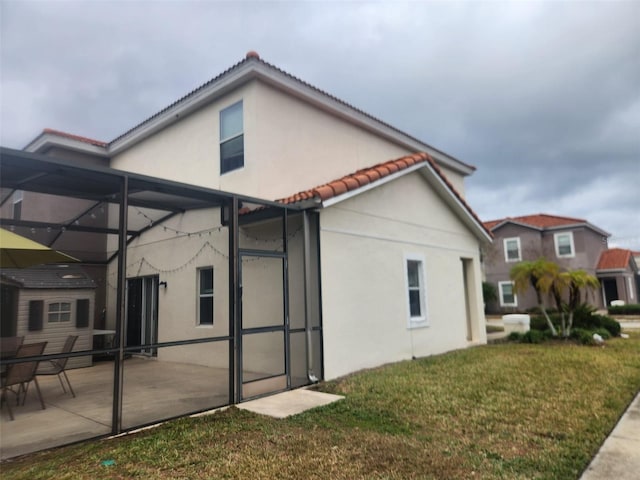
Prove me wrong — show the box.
[529,304,621,338]
[608,304,640,315]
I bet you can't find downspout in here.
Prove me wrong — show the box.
[303,210,318,383]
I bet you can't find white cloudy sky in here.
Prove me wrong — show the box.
[1,0,639,249]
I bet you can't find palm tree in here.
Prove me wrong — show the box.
[563,270,600,337]
[510,258,559,336]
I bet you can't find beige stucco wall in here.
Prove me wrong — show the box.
[110,79,467,201]
[105,208,311,375]
[105,208,231,367]
[318,171,485,380]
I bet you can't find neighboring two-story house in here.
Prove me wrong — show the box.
[482,213,638,312]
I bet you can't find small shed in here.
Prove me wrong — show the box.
[0,265,96,368]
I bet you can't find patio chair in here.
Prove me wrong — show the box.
[1,341,48,421]
[36,335,78,398]
[0,336,24,359]
[1,336,24,379]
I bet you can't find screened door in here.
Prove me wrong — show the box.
[239,253,288,400]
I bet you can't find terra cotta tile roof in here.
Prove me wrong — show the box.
[276,152,491,238]
[597,248,632,270]
[42,128,107,148]
[483,213,587,231]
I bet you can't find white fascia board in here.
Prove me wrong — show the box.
[23,133,109,157]
[321,163,426,208]
[596,268,627,274]
[320,162,492,244]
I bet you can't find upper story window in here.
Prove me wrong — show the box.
[503,237,521,262]
[12,190,23,220]
[198,267,214,325]
[220,101,244,174]
[554,232,575,258]
[405,253,428,329]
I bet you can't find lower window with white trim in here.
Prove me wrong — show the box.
[498,281,517,307]
[404,253,428,328]
[197,267,214,325]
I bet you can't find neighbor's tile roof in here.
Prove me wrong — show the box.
[276,152,491,238]
[483,213,587,231]
[42,128,107,148]
[597,248,632,270]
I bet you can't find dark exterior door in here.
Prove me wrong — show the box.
[602,278,618,307]
[126,276,159,355]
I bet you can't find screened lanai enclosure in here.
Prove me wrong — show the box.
[0,147,322,459]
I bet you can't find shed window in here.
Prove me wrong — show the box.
[198,267,214,325]
[48,302,71,323]
[220,101,244,174]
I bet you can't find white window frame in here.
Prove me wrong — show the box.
[197,266,214,326]
[503,237,522,262]
[554,232,575,258]
[498,281,518,307]
[404,253,428,329]
[47,301,72,323]
[219,100,244,174]
[628,276,635,301]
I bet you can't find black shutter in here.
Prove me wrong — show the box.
[76,299,90,328]
[28,300,44,331]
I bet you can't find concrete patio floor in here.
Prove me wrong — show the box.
[0,356,230,460]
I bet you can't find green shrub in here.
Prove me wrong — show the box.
[594,328,611,340]
[608,304,640,315]
[572,303,598,324]
[521,330,545,344]
[526,306,558,315]
[570,328,596,346]
[507,332,522,342]
[569,304,621,337]
[530,314,561,332]
[598,316,621,337]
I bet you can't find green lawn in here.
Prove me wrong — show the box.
[3,334,640,480]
